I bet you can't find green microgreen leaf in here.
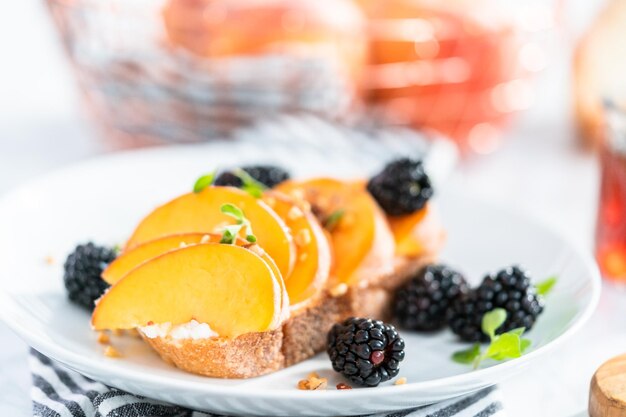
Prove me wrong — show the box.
[485,333,523,361]
[221,203,245,223]
[536,276,557,296]
[481,308,507,339]
[220,228,238,244]
[452,310,534,369]
[193,171,217,193]
[324,209,345,232]
[234,169,266,199]
[452,344,481,365]
[219,204,257,244]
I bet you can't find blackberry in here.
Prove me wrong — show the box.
[214,165,290,188]
[63,243,116,311]
[213,171,242,187]
[449,266,545,342]
[367,158,433,216]
[327,317,405,387]
[394,264,469,331]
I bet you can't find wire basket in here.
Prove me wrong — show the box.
[46,0,367,147]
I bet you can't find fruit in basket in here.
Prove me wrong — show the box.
[327,317,405,387]
[125,186,295,278]
[394,264,468,331]
[92,244,285,338]
[277,178,394,285]
[162,0,367,80]
[262,192,331,306]
[63,243,117,311]
[448,266,544,342]
[215,165,291,189]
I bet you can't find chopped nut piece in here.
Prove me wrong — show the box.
[330,283,348,297]
[336,383,352,390]
[310,377,328,390]
[97,332,110,344]
[287,206,304,220]
[295,229,312,247]
[290,189,305,201]
[104,345,122,358]
[394,377,407,385]
[297,373,328,390]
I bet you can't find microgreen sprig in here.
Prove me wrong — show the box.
[536,276,557,296]
[219,203,257,244]
[452,308,532,369]
[234,169,267,198]
[193,171,217,193]
[324,209,345,232]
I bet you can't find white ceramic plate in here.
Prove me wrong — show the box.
[0,143,599,416]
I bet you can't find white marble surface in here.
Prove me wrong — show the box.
[0,0,620,416]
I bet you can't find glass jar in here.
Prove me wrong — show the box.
[46,0,367,147]
[596,102,626,282]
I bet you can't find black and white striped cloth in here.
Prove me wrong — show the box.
[30,349,506,417]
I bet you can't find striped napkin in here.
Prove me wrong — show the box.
[30,349,505,417]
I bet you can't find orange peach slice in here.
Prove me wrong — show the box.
[125,186,295,278]
[277,178,394,286]
[388,204,446,258]
[263,192,331,306]
[102,233,289,317]
[103,233,215,285]
[92,244,283,338]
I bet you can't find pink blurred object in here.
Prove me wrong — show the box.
[46,0,367,148]
[596,103,626,283]
[359,0,560,155]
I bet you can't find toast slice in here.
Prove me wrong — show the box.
[142,329,284,378]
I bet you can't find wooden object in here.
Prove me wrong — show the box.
[590,354,626,417]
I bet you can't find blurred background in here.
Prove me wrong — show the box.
[1,0,625,415]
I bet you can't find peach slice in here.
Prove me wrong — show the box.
[263,192,331,306]
[388,204,446,258]
[102,233,289,317]
[125,186,295,278]
[92,244,284,338]
[276,178,394,286]
[103,233,216,285]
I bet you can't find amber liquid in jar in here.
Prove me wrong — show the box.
[596,107,626,282]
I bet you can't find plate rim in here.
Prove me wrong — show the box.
[0,145,602,401]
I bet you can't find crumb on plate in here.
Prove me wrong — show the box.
[394,377,407,385]
[104,345,122,358]
[97,331,110,344]
[297,372,328,390]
